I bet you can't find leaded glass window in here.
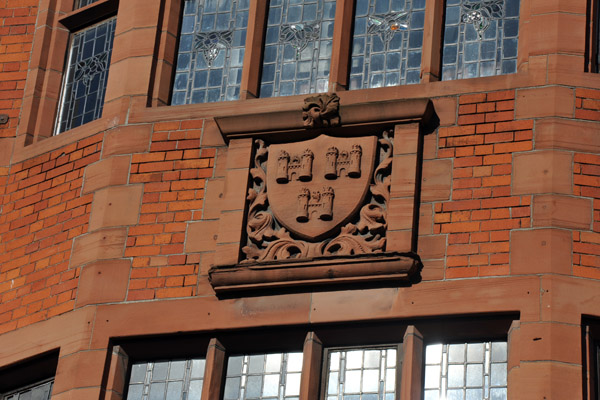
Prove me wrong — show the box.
[350,0,425,89]
[171,0,249,105]
[2,379,53,400]
[76,0,100,8]
[55,17,116,134]
[259,0,336,98]
[325,347,397,400]
[125,359,206,400]
[441,0,519,80]
[223,352,303,400]
[424,341,507,400]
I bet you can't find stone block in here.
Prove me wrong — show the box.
[83,156,130,194]
[76,259,131,307]
[511,229,572,275]
[513,151,572,195]
[532,194,592,229]
[88,185,143,230]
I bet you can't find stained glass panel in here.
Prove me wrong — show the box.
[2,380,53,400]
[171,0,249,105]
[126,359,206,400]
[423,341,507,400]
[325,347,397,400]
[55,17,116,134]
[441,0,519,80]
[223,352,303,400]
[259,0,336,98]
[350,0,425,90]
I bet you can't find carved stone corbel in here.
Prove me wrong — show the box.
[302,93,340,128]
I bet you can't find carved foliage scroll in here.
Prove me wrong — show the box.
[242,131,393,263]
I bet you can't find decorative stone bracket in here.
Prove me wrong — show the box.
[207,96,439,295]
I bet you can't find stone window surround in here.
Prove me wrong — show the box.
[583,317,600,400]
[110,317,515,400]
[15,0,535,158]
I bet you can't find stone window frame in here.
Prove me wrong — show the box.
[111,317,515,400]
[156,0,447,106]
[15,0,530,157]
[587,0,600,73]
[0,351,58,398]
[17,0,119,148]
[584,317,600,400]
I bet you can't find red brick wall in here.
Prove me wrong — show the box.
[433,90,533,278]
[0,133,102,334]
[126,120,213,301]
[0,0,36,139]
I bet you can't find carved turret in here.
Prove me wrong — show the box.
[348,144,362,177]
[296,188,310,222]
[325,146,338,179]
[298,149,313,181]
[319,187,334,221]
[276,150,290,183]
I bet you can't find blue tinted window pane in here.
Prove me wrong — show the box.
[260,0,337,98]
[3,380,53,400]
[171,0,249,105]
[125,359,206,400]
[350,0,424,90]
[441,0,520,81]
[55,17,116,134]
[223,353,303,400]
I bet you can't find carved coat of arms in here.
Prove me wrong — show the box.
[266,135,376,241]
[243,131,393,263]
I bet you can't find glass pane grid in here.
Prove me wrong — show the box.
[2,380,53,400]
[76,0,100,8]
[350,0,425,90]
[441,0,519,81]
[55,17,116,134]
[126,359,206,400]
[224,352,303,400]
[424,342,507,400]
[325,347,396,400]
[260,0,336,98]
[172,0,250,105]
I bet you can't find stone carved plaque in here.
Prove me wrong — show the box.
[243,131,393,263]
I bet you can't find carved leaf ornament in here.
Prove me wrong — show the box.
[242,130,393,263]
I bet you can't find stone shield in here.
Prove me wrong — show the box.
[266,134,377,241]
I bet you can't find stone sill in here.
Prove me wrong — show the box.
[208,252,422,295]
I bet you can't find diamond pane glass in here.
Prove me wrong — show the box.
[223,352,302,400]
[125,359,206,400]
[172,0,249,105]
[325,347,397,400]
[55,17,116,134]
[350,0,425,90]
[424,341,507,400]
[2,380,53,400]
[260,0,336,98]
[441,0,519,81]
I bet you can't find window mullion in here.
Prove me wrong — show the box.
[240,0,268,99]
[399,325,423,400]
[420,0,444,83]
[329,0,355,92]
[202,338,227,400]
[299,332,323,400]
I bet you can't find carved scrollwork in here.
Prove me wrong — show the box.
[241,130,394,263]
[302,93,341,128]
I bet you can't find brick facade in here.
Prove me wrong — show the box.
[1,0,600,399]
